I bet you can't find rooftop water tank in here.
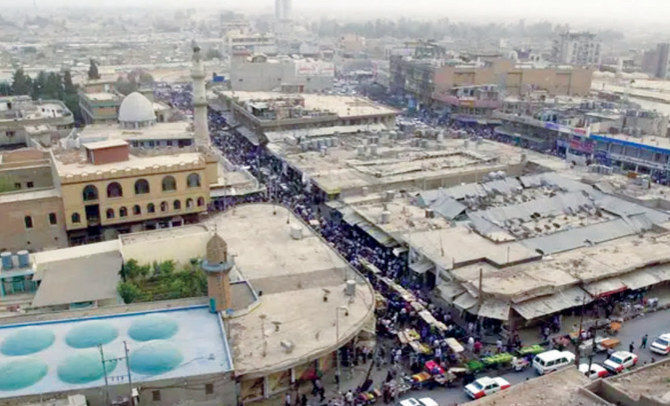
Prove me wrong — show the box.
[345,280,356,296]
[1,252,12,271]
[17,251,29,269]
[380,211,391,224]
[290,225,303,240]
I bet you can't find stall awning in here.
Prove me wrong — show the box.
[583,278,627,298]
[478,298,511,321]
[645,263,670,283]
[453,292,478,310]
[438,281,466,303]
[410,260,434,275]
[512,286,592,321]
[619,269,661,290]
[418,309,438,325]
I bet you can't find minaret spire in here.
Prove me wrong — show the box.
[191,43,210,148]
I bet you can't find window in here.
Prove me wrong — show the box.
[133,205,141,215]
[197,197,205,207]
[161,176,176,191]
[160,201,168,212]
[152,390,161,401]
[71,213,81,223]
[107,182,123,198]
[134,179,150,195]
[6,130,15,137]
[48,213,57,225]
[106,208,115,219]
[119,207,128,217]
[14,182,21,190]
[24,215,33,229]
[187,173,201,188]
[186,198,194,209]
[147,203,155,213]
[26,181,34,188]
[82,185,99,201]
[173,200,181,210]
[205,383,214,395]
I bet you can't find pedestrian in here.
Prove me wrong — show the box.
[285,392,292,406]
[629,341,635,353]
[641,334,648,349]
[344,390,354,406]
[496,338,503,353]
[300,394,308,406]
[467,336,475,352]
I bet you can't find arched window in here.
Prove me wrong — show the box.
[133,205,141,215]
[160,201,168,212]
[71,213,81,224]
[186,198,194,209]
[107,182,123,198]
[162,176,176,191]
[197,197,205,207]
[147,203,155,213]
[24,215,33,229]
[106,208,115,219]
[119,207,128,217]
[173,200,181,210]
[134,179,150,195]
[187,173,201,188]
[82,185,98,201]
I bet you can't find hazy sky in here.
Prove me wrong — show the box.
[1,0,665,27]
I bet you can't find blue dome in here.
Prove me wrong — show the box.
[65,322,118,348]
[128,315,178,342]
[1,327,55,356]
[0,358,48,390]
[58,350,117,384]
[129,341,183,375]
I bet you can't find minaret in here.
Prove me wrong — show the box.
[191,44,210,148]
[202,232,234,313]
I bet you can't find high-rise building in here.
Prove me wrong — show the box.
[275,0,291,21]
[642,43,670,79]
[552,31,601,66]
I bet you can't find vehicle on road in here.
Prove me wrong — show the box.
[650,334,670,355]
[398,397,439,406]
[604,351,638,373]
[532,350,575,375]
[464,376,511,399]
[578,363,609,379]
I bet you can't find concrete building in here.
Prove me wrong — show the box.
[0,96,74,148]
[641,42,670,79]
[274,0,291,20]
[224,32,277,57]
[77,78,123,125]
[0,148,67,253]
[433,84,502,119]
[552,31,602,66]
[390,57,593,109]
[230,55,334,93]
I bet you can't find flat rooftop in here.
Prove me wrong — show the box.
[271,136,525,195]
[204,204,375,377]
[78,122,193,143]
[465,367,611,406]
[222,91,398,118]
[0,306,232,399]
[81,92,120,102]
[53,149,204,178]
[605,358,670,403]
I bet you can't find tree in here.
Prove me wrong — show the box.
[11,68,31,96]
[87,59,100,80]
[63,70,76,95]
[118,282,141,304]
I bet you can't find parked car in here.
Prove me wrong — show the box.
[532,350,576,375]
[398,397,438,406]
[604,351,638,373]
[578,363,609,379]
[650,334,670,355]
[464,376,511,399]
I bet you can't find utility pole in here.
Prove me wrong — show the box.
[124,341,134,406]
[575,295,587,366]
[99,345,111,406]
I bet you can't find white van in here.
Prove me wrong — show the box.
[532,350,575,375]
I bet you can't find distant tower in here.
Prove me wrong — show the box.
[202,233,234,313]
[191,44,210,147]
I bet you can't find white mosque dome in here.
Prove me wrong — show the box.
[118,92,156,125]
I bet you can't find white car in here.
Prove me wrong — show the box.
[650,334,670,355]
[398,397,438,406]
[578,363,609,379]
[604,351,638,373]
[464,376,511,400]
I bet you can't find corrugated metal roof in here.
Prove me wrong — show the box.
[453,292,478,310]
[583,278,627,297]
[512,286,591,320]
[619,269,662,290]
[521,215,654,255]
[341,206,397,247]
[646,263,670,282]
[443,183,487,200]
[595,194,670,225]
[417,190,467,220]
[482,178,522,195]
[519,173,591,192]
[478,298,510,320]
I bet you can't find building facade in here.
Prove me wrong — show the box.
[552,31,602,66]
[230,55,334,93]
[0,96,74,147]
